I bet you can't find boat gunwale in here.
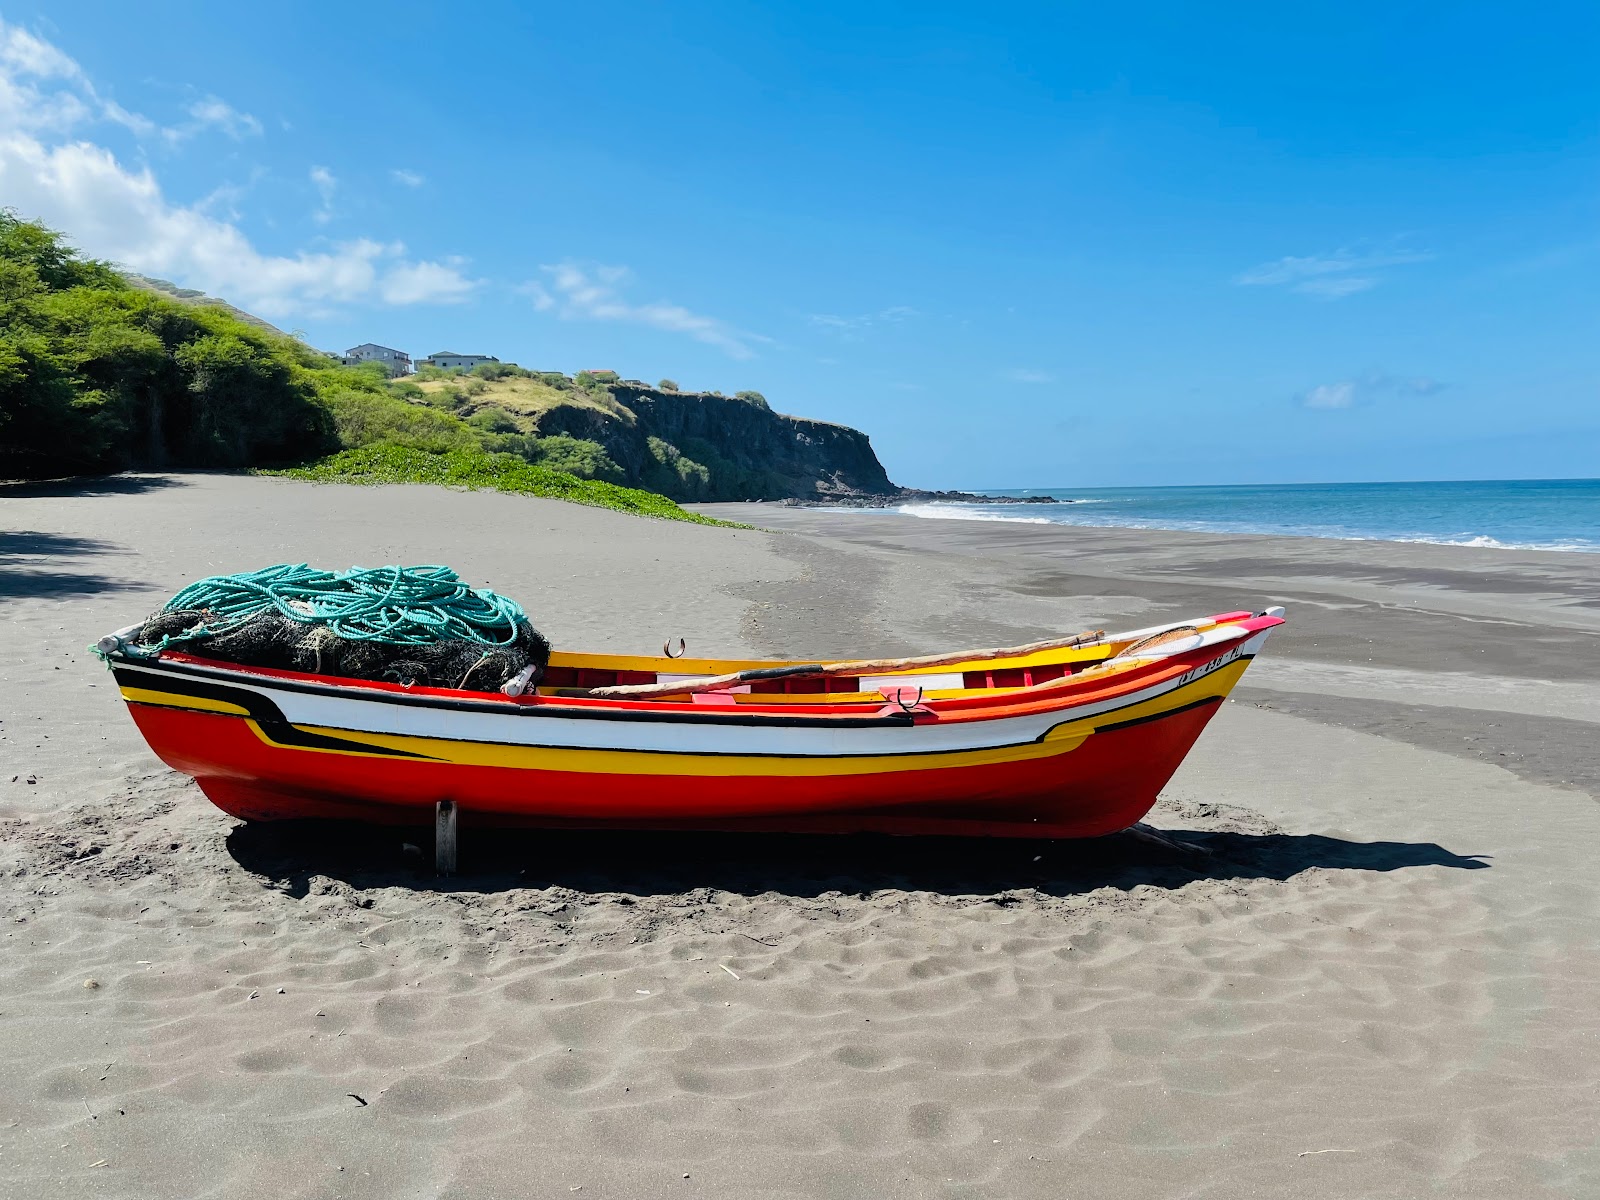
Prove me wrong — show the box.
[106,614,1279,731]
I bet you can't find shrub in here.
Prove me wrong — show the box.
[734,390,770,409]
[466,406,519,434]
[321,388,477,454]
[528,434,625,482]
[472,361,530,380]
[657,378,679,391]
[643,435,712,499]
[420,385,463,411]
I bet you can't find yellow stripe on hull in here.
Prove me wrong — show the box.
[230,659,1253,777]
[276,721,1093,775]
[118,686,252,717]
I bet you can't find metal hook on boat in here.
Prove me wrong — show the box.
[663,637,687,659]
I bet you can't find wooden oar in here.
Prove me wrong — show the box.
[576,629,1108,700]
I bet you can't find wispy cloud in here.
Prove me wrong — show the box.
[1300,374,1442,410]
[181,95,262,141]
[1302,381,1357,409]
[309,165,336,224]
[390,168,425,187]
[1002,368,1055,384]
[0,21,261,145]
[1237,243,1431,299]
[0,20,478,316]
[528,262,766,359]
[1,20,126,133]
[808,305,917,340]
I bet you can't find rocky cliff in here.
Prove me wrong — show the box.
[517,382,898,503]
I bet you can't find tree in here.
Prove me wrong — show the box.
[0,213,335,477]
[0,209,118,291]
[658,378,679,391]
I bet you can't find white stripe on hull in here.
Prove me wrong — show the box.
[122,629,1270,759]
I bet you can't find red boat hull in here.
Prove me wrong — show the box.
[108,609,1282,839]
[128,695,1225,839]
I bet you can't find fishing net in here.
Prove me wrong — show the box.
[130,564,549,692]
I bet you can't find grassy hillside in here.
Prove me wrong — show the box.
[0,213,729,525]
[411,371,628,421]
[122,273,288,336]
[399,367,897,502]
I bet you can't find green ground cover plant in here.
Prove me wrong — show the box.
[264,444,744,526]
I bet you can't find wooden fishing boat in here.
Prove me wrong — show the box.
[100,606,1284,848]
[100,608,1282,847]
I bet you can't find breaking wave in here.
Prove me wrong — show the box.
[895,504,1053,524]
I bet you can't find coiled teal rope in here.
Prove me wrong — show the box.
[147,564,526,649]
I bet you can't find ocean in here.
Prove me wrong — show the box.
[879,478,1600,552]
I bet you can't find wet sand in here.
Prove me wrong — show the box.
[2,475,1597,1198]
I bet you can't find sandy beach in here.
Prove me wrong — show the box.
[3,474,1598,1199]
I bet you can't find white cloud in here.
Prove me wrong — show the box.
[0,21,479,316]
[1003,368,1055,384]
[381,258,477,305]
[3,18,268,147]
[1237,244,1431,298]
[1301,374,1441,411]
[0,18,171,139]
[390,168,425,187]
[184,95,262,140]
[309,165,336,224]
[0,23,85,81]
[532,262,764,359]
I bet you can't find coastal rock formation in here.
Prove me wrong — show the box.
[527,382,898,503]
[518,382,1062,505]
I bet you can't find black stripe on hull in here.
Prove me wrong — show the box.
[114,658,1251,764]
[113,657,917,730]
[114,667,439,759]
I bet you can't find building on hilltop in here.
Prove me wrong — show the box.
[420,351,500,371]
[341,343,412,376]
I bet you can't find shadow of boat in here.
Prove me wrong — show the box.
[225,820,1489,901]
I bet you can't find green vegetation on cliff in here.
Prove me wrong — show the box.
[0,213,730,525]
[400,369,895,502]
[1,212,896,515]
[0,211,336,477]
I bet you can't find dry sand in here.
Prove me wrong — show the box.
[2,474,1597,1199]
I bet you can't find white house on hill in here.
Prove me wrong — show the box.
[342,343,413,376]
[421,351,499,371]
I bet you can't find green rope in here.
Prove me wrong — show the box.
[144,563,526,650]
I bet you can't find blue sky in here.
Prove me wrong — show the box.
[3,2,1596,487]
